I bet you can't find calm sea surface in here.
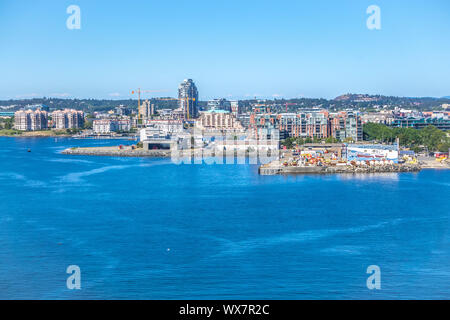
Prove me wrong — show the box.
[0,137,449,299]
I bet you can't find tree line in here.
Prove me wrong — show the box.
[363,123,450,153]
[281,123,449,153]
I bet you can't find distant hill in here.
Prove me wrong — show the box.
[0,97,181,112]
[334,94,383,102]
[334,93,450,109]
[1,94,449,113]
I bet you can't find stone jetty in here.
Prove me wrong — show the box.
[259,162,421,175]
[62,146,171,158]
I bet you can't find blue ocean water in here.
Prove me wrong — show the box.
[0,137,449,300]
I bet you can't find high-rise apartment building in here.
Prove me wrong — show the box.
[278,112,329,139]
[250,108,363,141]
[140,100,155,122]
[14,109,48,131]
[52,109,84,129]
[178,79,198,119]
[330,111,363,142]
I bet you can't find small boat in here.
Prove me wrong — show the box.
[27,149,31,153]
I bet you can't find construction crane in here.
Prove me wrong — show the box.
[131,89,167,121]
[152,96,196,120]
[285,103,296,113]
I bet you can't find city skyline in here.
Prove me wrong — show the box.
[1,0,450,100]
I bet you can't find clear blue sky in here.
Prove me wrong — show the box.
[1,0,449,100]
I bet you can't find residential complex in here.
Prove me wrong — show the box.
[195,110,244,132]
[140,100,155,122]
[93,119,131,134]
[278,112,329,140]
[329,111,363,142]
[250,107,363,141]
[391,112,450,131]
[52,109,84,129]
[14,109,48,131]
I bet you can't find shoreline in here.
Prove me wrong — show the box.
[60,145,450,172]
[0,134,136,139]
[259,163,423,175]
[0,134,72,138]
[259,158,449,175]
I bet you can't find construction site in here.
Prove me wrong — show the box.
[258,143,433,175]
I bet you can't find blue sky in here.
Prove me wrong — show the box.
[0,0,449,100]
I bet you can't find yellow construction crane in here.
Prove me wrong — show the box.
[131,89,167,121]
[153,97,196,120]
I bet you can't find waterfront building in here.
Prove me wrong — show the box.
[178,79,199,119]
[195,110,244,132]
[93,120,113,134]
[93,119,131,134]
[278,112,329,139]
[14,109,48,131]
[115,119,131,132]
[250,112,284,140]
[249,108,363,142]
[140,119,184,141]
[52,109,84,129]
[139,119,184,150]
[329,111,363,142]
[253,111,328,140]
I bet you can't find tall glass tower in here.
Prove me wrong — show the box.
[178,79,199,119]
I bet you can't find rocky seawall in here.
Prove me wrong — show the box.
[324,164,421,174]
[62,147,171,158]
[259,164,422,175]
